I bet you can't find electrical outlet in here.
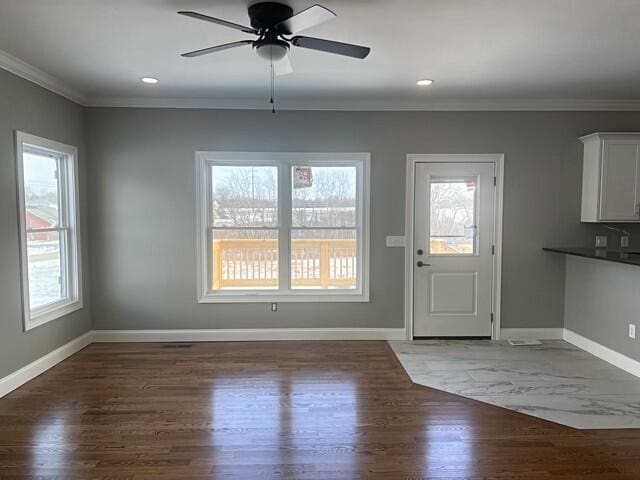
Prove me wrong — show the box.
[271,303,278,312]
[629,323,636,339]
[621,235,630,248]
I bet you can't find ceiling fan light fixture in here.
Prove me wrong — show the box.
[140,77,159,84]
[416,79,434,86]
[255,42,289,62]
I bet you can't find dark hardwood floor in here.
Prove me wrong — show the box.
[1,341,640,479]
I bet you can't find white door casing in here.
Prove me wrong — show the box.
[405,155,503,339]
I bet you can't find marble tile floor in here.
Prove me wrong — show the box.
[388,339,640,429]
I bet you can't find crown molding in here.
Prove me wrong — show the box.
[3,48,640,111]
[85,96,640,111]
[0,49,87,105]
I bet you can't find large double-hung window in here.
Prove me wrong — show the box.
[196,152,370,302]
[15,131,82,330]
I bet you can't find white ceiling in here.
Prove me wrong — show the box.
[1,0,640,108]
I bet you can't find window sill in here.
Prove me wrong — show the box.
[25,300,83,331]
[198,292,370,304]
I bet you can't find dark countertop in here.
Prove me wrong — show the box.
[543,247,640,267]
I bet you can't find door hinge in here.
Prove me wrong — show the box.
[491,313,494,323]
[491,245,495,255]
[493,176,497,186]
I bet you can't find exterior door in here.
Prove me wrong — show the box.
[413,162,495,337]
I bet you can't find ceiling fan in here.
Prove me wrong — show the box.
[178,2,371,76]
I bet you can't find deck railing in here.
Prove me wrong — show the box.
[213,239,357,289]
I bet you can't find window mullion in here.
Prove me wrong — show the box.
[26,227,65,234]
[279,162,292,292]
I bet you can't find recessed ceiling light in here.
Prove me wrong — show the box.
[416,79,434,86]
[140,77,159,84]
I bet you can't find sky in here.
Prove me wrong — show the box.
[24,151,58,196]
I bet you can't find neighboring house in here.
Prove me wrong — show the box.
[25,206,57,241]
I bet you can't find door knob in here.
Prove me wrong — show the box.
[416,261,430,267]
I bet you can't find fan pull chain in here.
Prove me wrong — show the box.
[269,49,276,114]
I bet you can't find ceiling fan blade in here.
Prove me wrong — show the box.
[274,54,293,76]
[181,40,254,58]
[291,36,370,59]
[178,11,257,35]
[274,5,336,35]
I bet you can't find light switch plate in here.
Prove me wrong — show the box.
[386,236,406,247]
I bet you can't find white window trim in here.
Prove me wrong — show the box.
[15,131,83,331]
[196,151,370,303]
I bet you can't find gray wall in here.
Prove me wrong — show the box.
[0,69,91,378]
[2,66,640,375]
[565,256,640,361]
[86,108,640,331]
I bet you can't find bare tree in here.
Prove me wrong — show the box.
[292,168,356,229]
[430,182,474,236]
[213,167,277,236]
[213,166,356,239]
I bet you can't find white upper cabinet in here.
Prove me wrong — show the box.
[580,133,640,223]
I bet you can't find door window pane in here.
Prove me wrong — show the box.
[291,229,357,289]
[23,150,60,229]
[430,179,477,255]
[27,231,64,309]
[211,165,278,227]
[212,229,278,290]
[292,166,357,227]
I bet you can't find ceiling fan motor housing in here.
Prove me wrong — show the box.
[248,2,294,32]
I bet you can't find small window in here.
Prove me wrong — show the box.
[15,132,82,330]
[197,152,370,302]
[429,177,477,255]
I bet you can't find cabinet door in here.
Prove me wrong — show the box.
[599,141,639,221]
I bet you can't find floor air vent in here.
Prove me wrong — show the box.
[508,338,542,346]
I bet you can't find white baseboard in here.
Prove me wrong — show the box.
[0,331,92,398]
[4,327,636,400]
[500,328,565,340]
[563,329,640,379]
[0,328,404,398]
[92,328,406,342]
